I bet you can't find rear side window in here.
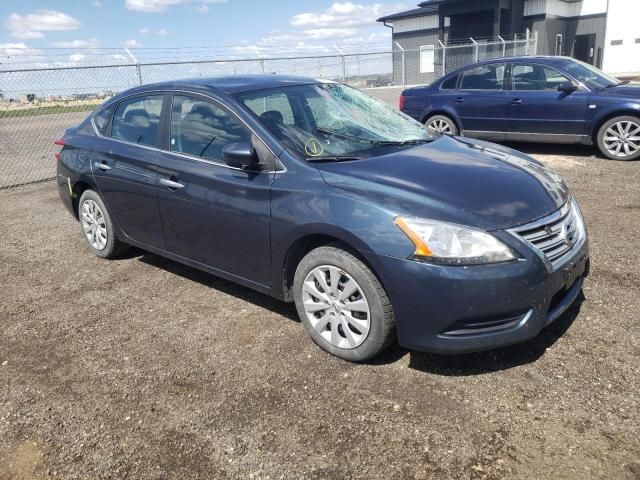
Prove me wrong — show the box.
[170,95,251,163]
[111,95,163,147]
[459,64,505,90]
[93,106,113,134]
[440,75,458,90]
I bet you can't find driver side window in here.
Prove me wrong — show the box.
[512,64,571,91]
[170,95,250,163]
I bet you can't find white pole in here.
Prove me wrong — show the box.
[498,35,506,57]
[395,41,406,89]
[438,40,446,75]
[470,37,479,63]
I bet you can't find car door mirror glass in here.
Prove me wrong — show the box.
[222,142,258,169]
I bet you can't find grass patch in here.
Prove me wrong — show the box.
[0,103,98,119]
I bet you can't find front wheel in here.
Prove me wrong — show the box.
[425,114,458,136]
[597,116,640,161]
[293,244,395,362]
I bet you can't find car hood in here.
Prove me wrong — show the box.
[315,136,570,231]
[595,84,640,98]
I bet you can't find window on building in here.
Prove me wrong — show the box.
[111,95,163,147]
[419,45,436,73]
[170,95,250,162]
[611,40,623,46]
[512,64,570,91]
[459,64,505,90]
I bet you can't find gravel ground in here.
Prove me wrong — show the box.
[0,144,639,480]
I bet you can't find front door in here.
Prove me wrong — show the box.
[454,63,508,137]
[506,63,588,137]
[156,94,274,286]
[90,94,166,248]
[574,34,596,66]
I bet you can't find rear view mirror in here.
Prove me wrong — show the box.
[222,142,258,170]
[557,82,578,94]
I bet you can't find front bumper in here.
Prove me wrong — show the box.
[362,238,589,354]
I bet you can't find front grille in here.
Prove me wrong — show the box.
[510,200,585,270]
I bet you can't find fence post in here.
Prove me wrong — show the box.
[438,40,446,75]
[498,35,506,57]
[124,47,142,85]
[395,41,405,89]
[533,30,539,55]
[260,58,265,73]
[342,55,347,83]
[525,29,530,55]
[470,37,479,63]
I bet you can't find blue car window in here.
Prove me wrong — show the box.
[170,95,250,163]
[512,64,569,91]
[111,95,163,147]
[459,64,505,90]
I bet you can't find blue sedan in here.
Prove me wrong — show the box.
[56,75,589,361]
[400,56,640,161]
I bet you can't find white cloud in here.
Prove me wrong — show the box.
[0,42,41,57]
[125,0,226,13]
[123,39,143,47]
[302,28,359,40]
[68,53,86,62]
[291,2,405,28]
[91,0,103,6]
[139,27,174,35]
[193,4,209,13]
[49,38,100,48]
[7,10,82,39]
[111,53,127,61]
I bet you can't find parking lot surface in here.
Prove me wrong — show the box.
[0,144,638,479]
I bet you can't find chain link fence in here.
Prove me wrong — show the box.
[0,35,536,191]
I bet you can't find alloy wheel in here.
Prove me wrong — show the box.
[603,120,640,158]
[301,265,371,350]
[80,199,108,251]
[427,118,453,135]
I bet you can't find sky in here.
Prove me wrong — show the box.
[0,0,409,68]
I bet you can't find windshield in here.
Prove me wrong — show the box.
[560,58,622,90]
[235,82,433,159]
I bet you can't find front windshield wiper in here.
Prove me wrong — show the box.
[305,155,363,162]
[316,127,432,146]
[600,80,630,90]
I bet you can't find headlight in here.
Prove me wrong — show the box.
[395,217,516,265]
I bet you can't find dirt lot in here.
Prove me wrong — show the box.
[0,144,639,480]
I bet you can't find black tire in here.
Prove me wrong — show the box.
[293,243,395,362]
[596,115,640,161]
[424,114,459,136]
[78,190,130,259]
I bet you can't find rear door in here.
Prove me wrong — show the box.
[506,62,588,137]
[91,94,166,248]
[156,93,274,286]
[454,63,508,138]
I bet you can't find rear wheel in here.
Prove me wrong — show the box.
[425,114,458,136]
[293,244,395,362]
[597,116,640,161]
[78,190,129,259]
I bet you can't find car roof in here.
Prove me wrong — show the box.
[125,74,321,96]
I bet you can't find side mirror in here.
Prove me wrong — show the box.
[222,142,258,170]
[557,82,578,94]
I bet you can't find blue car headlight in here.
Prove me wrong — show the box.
[395,217,516,265]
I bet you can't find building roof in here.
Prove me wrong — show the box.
[377,3,440,23]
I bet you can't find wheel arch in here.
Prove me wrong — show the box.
[421,110,461,131]
[279,232,382,303]
[70,180,97,220]
[591,109,640,143]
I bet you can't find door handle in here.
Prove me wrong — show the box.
[160,178,185,189]
[93,161,111,171]
[455,97,465,103]
[511,98,523,105]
